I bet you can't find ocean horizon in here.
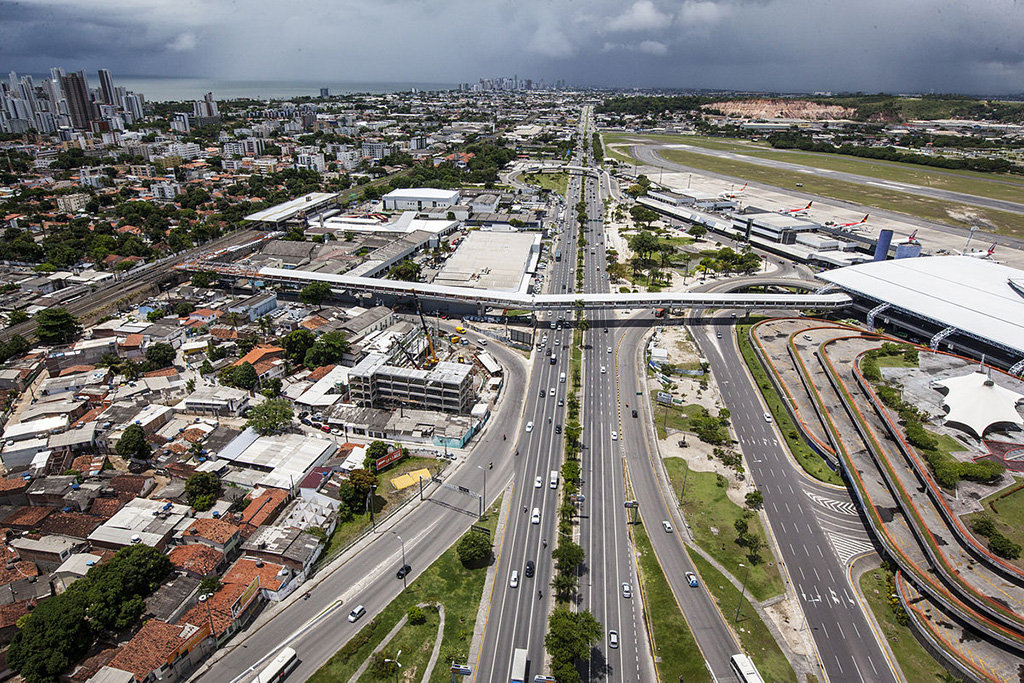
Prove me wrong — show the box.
[27,75,459,102]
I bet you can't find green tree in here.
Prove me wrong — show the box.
[303,331,349,368]
[35,308,82,345]
[8,309,29,325]
[456,531,492,567]
[174,301,196,317]
[198,576,221,595]
[552,540,585,573]
[745,489,764,509]
[688,224,708,240]
[115,424,151,460]
[299,281,332,309]
[388,259,422,282]
[144,342,176,368]
[545,608,603,683]
[185,472,222,511]
[283,329,316,364]
[191,270,216,288]
[407,605,427,625]
[245,397,293,435]
[222,361,258,390]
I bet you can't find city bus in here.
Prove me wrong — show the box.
[653,307,666,318]
[555,248,562,262]
[729,654,765,683]
[253,647,298,683]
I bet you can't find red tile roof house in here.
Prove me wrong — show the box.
[167,544,226,579]
[178,517,242,556]
[176,557,293,647]
[104,618,214,683]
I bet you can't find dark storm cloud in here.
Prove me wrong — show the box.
[0,0,1021,94]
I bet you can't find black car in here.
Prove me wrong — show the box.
[632,410,638,418]
[555,424,562,434]
[396,564,411,579]
[524,560,535,578]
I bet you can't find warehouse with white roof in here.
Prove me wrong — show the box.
[818,255,1024,373]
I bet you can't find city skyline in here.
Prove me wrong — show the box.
[0,0,1021,95]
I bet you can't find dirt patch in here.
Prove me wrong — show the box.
[703,99,855,121]
[763,595,816,659]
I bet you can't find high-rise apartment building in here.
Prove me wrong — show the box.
[97,69,115,105]
[60,71,95,129]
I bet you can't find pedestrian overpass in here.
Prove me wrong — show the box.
[255,266,850,313]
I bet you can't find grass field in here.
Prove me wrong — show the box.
[687,550,797,683]
[664,457,785,602]
[321,456,444,561]
[859,567,947,683]
[604,132,1024,204]
[524,170,570,197]
[633,521,712,683]
[354,606,440,683]
[965,478,1024,570]
[657,147,1024,238]
[309,496,501,683]
[737,325,844,486]
[653,403,712,440]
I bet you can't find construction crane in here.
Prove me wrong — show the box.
[414,294,439,368]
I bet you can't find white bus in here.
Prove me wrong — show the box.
[253,647,298,683]
[730,654,765,683]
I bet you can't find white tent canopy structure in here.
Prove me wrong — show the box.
[933,370,1024,439]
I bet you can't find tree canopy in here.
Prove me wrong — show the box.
[185,472,222,511]
[115,424,151,460]
[34,308,82,345]
[245,397,293,435]
[300,281,332,309]
[456,531,492,567]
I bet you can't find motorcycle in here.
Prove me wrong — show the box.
[303,591,311,600]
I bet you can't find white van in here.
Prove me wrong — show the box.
[550,470,559,489]
[559,372,566,383]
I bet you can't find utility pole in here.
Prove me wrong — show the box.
[393,532,407,592]
[477,465,487,521]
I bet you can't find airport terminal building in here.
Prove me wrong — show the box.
[819,255,1024,374]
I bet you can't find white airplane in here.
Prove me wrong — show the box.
[719,182,747,199]
[826,215,870,233]
[778,201,812,216]
[954,242,997,259]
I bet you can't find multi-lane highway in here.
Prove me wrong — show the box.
[193,337,530,683]
[689,309,899,682]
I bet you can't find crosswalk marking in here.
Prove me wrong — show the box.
[829,533,876,566]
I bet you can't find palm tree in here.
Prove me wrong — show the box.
[121,359,140,381]
[647,266,662,286]
[257,314,274,339]
[577,316,590,336]
[224,311,242,330]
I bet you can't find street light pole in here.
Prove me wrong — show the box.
[393,532,407,591]
[384,652,402,683]
[477,465,487,521]
[734,563,751,623]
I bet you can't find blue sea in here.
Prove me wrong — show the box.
[40,76,459,102]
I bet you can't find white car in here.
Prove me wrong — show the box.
[611,431,618,441]
[763,412,773,423]
[525,422,534,433]
[662,520,673,533]
[550,387,556,397]
[621,582,632,598]
[600,366,607,374]
[607,346,612,353]
[510,570,519,588]
[531,508,541,524]
[534,476,543,488]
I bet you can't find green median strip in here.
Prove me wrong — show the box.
[737,324,843,486]
[633,521,711,683]
[859,566,947,683]
[664,458,784,601]
[687,550,797,683]
[310,495,502,683]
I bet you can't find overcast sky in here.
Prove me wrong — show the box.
[1,0,1022,95]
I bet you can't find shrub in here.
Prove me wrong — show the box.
[407,605,426,625]
[971,516,996,538]
[989,533,1022,560]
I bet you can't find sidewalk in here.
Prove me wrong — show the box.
[467,485,512,667]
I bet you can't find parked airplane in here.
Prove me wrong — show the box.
[778,201,812,216]
[954,242,997,259]
[720,182,747,199]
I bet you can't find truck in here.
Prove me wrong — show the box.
[510,648,528,683]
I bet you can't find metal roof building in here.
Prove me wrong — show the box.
[818,256,1024,373]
